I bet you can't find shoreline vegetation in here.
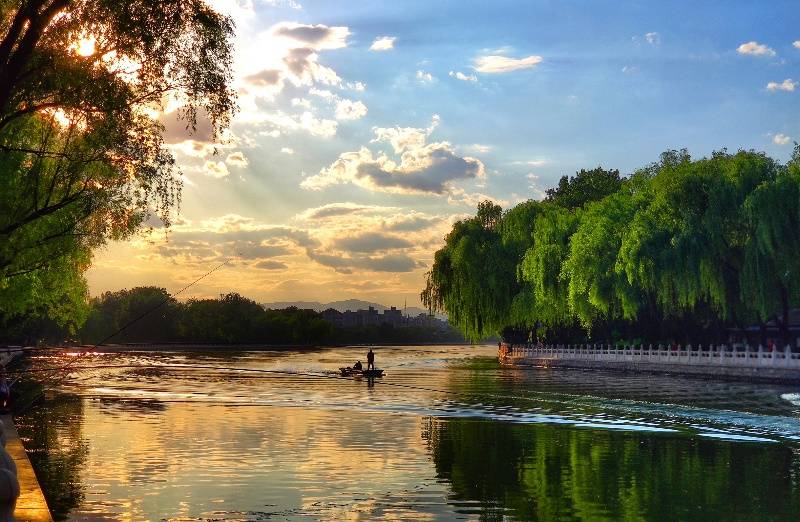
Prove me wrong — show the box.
[1,287,466,347]
[423,148,800,348]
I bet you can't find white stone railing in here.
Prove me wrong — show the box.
[502,343,800,369]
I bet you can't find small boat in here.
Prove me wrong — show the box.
[339,367,384,378]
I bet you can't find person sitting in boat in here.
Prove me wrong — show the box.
[353,360,363,371]
[366,348,375,370]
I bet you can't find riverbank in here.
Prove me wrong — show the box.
[500,342,800,383]
[0,415,52,521]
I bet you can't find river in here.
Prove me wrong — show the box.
[14,344,800,520]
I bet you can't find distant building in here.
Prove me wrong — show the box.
[319,305,450,330]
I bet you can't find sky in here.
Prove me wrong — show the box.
[86,0,800,307]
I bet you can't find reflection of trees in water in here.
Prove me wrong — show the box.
[16,394,88,521]
[423,417,800,520]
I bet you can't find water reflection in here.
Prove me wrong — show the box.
[16,394,87,521]
[13,346,800,520]
[426,417,800,520]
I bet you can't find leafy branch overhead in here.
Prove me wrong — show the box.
[0,0,236,324]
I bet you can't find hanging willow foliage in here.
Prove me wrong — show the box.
[424,148,800,342]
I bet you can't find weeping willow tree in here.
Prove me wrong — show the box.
[616,150,777,328]
[562,176,649,328]
[425,149,800,343]
[517,204,578,333]
[422,201,521,341]
[740,145,800,340]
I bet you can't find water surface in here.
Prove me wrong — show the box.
[16,345,800,520]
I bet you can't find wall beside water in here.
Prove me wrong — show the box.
[500,343,800,383]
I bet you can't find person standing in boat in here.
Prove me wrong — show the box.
[366,348,375,370]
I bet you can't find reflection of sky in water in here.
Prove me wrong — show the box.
[17,345,800,519]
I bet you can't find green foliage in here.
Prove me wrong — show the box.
[76,287,459,346]
[425,149,800,343]
[422,202,520,341]
[545,167,623,209]
[0,0,235,332]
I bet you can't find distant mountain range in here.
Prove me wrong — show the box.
[262,299,444,319]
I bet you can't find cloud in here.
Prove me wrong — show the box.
[795,41,800,49]
[416,70,435,83]
[244,69,283,87]
[167,139,217,158]
[383,213,442,232]
[447,188,510,208]
[296,202,399,220]
[737,41,776,57]
[225,151,248,167]
[203,161,229,178]
[621,65,638,74]
[449,70,477,82]
[463,144,491,154]
[301,117,484,195]
[644,32,660,45]
[307,251,420,273]
[773,133,792,145]
[370,36,396,51]
[333,232,413,253]
[254,260,289,270]
[767,79,797,92]
[474,54,542,73]
[281,147,295,154]
[335,99,368,120]
[273,22,349,50]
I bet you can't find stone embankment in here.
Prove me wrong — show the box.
[500,342,800,382]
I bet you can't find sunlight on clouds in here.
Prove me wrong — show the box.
[474,54,542,73]
[449,70,477,82]
[226,151,249,167]
[334,99,368,120]
[203,161,230,178]
[299,115,485,195]
[773,133,792,145]
[766,79,797,92]
[737,41,776,57]
[370,36,396,51]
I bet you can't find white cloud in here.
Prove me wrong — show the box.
[773,133,792,145]
[767,79,797,92]
[281,147,295,154]
[449,70,477,82]
[416,70,435,83]
[621,65,638,74]
[203,161,230,178]
[464,144,491,154]
[301,117,484,195]
[737,41,776,57]
[257,110,338,138]
[794,41,800,49]
[645,32,661,45]
[370,36,396,51]
[335,99,368,120]
[225,151,248,167]
[347,81,366,91]
[167,139,217,158]
[291,97,312,108]
[512,159,548,167]
[474,54,543,73]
